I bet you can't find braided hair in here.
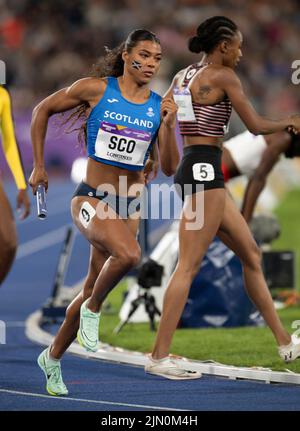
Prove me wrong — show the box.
[188,16,238,54]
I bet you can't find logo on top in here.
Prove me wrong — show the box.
[146,107,155,117]
[107,98,119,103]
[186,68,197,81]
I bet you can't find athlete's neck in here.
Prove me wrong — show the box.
[118,75,150,103]
[200,53,224,66]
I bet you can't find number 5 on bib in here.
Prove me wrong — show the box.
[192,163,215,181]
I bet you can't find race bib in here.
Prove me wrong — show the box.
[192,163,215,181]
[173,87,196,122]
[223,122,230,135]
[95,122,152,166]
[79,201,96,229]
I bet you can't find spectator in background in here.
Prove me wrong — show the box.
[1,0,299,119]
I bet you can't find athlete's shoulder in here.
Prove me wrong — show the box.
[67,77,107,101]
[173,68,186,87]
[150,90,162,103]
[208,65,240,86]
[175,68,186,79]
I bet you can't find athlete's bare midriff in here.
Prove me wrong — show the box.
[85,157,145,196]
[183,135,223,149]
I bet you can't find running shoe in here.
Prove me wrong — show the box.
[145,356,202,380]
[37,347,68,396]
[77,298,100,352]
[278,338,300,363]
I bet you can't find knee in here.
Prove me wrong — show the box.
[116,244,141,269]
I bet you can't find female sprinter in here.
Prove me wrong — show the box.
[0,85,30,285]
[145,16,300,380]
[29,29,179,395]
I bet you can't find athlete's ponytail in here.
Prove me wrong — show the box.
[91,43,125,78]
[188,36,203,54]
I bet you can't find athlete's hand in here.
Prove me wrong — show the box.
[144,158,159,184]
[28,166,48,195]
[161,97,178,128]
[16,189,31,220]
[288,114,300,134]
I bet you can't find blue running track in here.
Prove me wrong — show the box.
[0,179,300,411]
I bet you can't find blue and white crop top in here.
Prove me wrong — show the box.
[86,77,162,171]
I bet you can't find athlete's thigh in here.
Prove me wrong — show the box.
[124,213,140,236]
[71,196,140,256]
[178,188,226,270]
[88,215,140,270]
[217,191,259,262]
[0,181,17,244]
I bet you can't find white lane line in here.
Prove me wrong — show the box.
[5,321,25,327]
[16,225,72,259]
[0,389,187,411]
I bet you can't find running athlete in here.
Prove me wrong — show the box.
[0,85,30,285]
[145,16,300,380]
[28,29,179,396]
[222,130,300,222]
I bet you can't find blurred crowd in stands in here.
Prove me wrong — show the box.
[1,0,300,136]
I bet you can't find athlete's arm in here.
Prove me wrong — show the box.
[29,78,105,193]
[0,87,27,190]
[157,96,180,176]
[0,87,30,219]
[31,78,105,169]
[241,134,290,222]
[163,70,185,98]
[216,68,300,134]
[144,143,159,184]
[156,75,181,176]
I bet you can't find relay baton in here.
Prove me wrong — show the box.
[36,184,47,219]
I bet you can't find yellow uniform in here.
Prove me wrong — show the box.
[0,86,27,189]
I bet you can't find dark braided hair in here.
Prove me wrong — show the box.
[63,29,161,146]
[188,16,238,54]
